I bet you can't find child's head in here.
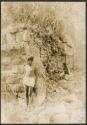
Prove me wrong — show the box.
[63,63,66,67]
[27,56,34,66]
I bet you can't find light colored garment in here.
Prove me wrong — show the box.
[23,64,35,87]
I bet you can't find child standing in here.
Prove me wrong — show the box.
[23,56,37,107]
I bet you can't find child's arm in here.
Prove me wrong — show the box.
[34,67,38,94]
[34,67,38,80]
[23,65,26,75]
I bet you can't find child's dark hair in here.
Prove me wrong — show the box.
[27,56,34,62]
[63,63,67,68]
[63,63,66,66]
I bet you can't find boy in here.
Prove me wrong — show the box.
[23,56,37,107]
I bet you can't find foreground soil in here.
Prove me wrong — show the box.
[1,70,86,123]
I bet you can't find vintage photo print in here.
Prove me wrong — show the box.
[1,1,86,124]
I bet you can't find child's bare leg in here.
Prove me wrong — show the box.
[29,87,31,105]
[26,86,29,107]
[28,87,34,110]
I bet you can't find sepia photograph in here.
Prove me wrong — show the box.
[1,1,86,124]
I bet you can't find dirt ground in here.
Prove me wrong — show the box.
[1,70,86,124]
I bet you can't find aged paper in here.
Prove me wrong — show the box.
[1,2,86,123]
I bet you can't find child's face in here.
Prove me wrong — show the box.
[28,60,33,66]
